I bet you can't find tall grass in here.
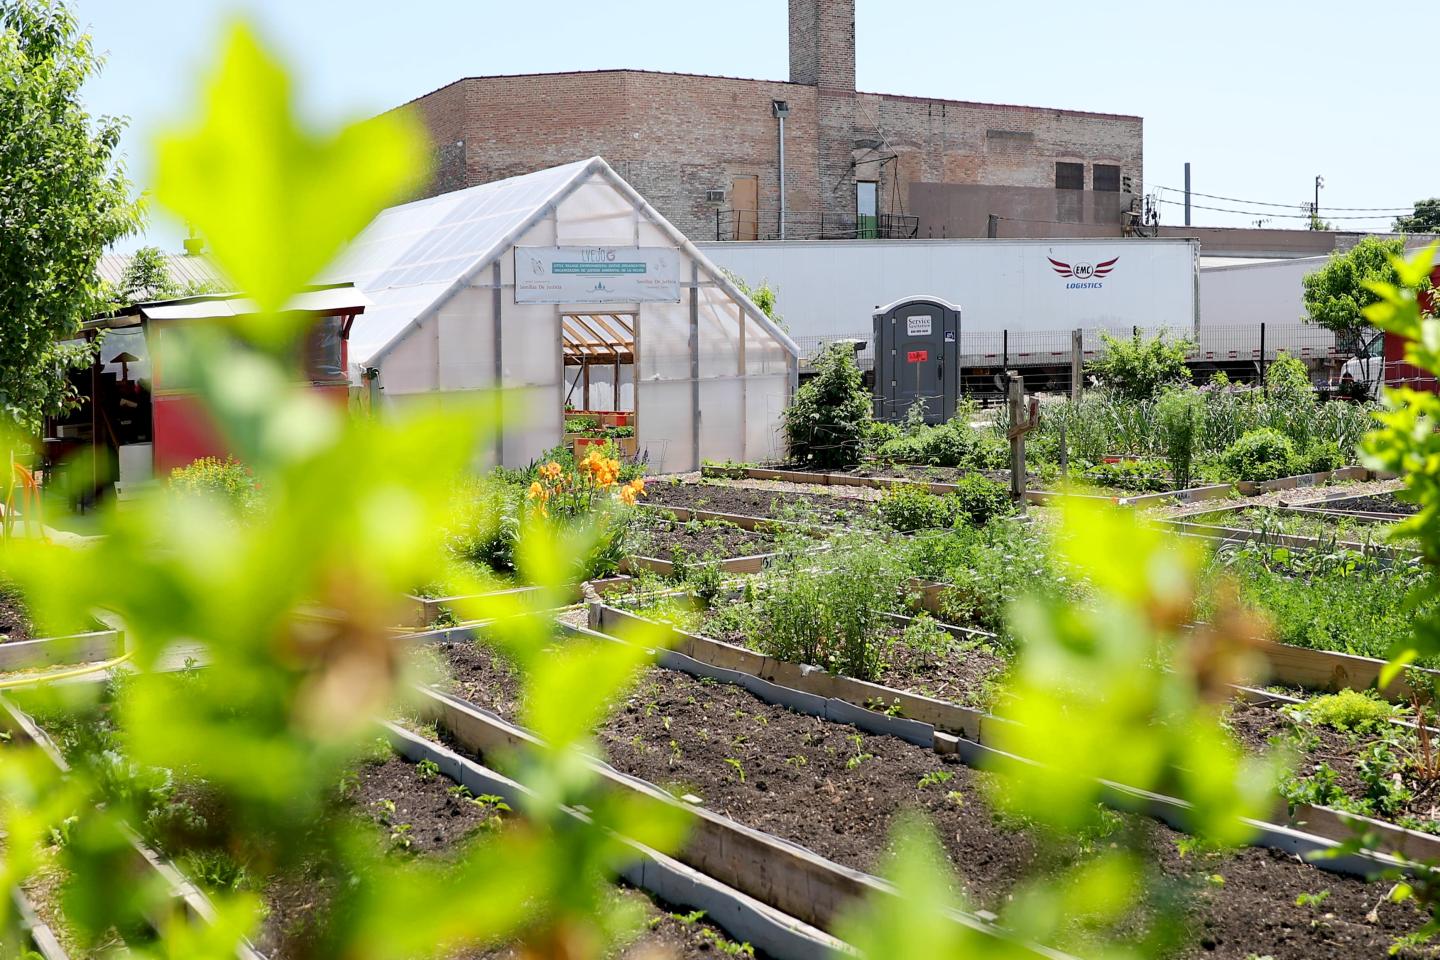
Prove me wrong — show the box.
[998,387,1378,467]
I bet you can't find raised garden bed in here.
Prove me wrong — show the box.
[419,634,1431,959]
[1179,504,1407,545]
[1162,505,1417,560]
[645,481,877,527]
[1234,465,1371,496]
[0,693,264,959]
[1283,490,1418,517]
[621,517,787,577]
[258,741,770,960]
[0,590,124,673]
[400,576,634,630]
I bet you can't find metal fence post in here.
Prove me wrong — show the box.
[1070,328,1083,403]
[1259,321,1267,390]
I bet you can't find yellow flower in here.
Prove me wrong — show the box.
[619,485,638,505]
[541,461,562,479]
[526,480,544,500]
[628,477,646,495]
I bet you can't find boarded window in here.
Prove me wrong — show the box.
[1055,162,1084,190]
[1093,164,1121,192]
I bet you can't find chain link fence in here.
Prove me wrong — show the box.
[795,322,1424,403]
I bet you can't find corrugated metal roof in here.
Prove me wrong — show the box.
[97,252,228,289]
[139,286,370,322]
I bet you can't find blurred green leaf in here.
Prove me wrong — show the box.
[154,22,427,342]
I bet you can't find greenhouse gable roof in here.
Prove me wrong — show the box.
[325,157,798,366]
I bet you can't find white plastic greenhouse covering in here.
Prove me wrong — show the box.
[326,157,798,473]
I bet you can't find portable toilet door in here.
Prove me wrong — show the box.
[873,296,961,424]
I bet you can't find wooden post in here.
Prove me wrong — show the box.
[1008,373,1026,508]
[1070,328,1083,403]
[1058,420,1068,478]
[582,363,591,411]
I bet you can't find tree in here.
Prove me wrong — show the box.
[1086,330,1193,402]
[783,342,871,467]
[0,0,138,431]
[112,244,180,306]
[1301,236,1408,350]
[723,268,784,330]
[1395,198,1440,234]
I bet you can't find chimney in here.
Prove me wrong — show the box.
[788,0,856,90]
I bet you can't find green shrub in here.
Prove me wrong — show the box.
[1080,459,1170,493]
[445,480,521,573]
[877,476,1011,532]
[1219,428,1298,483]
[1087,330,1193,402]
[1302,440,1343,473]
[1155,389,1203,489]
[169,457,261,516]
[784,344,871,468]
[950,474,1011,525]
[1264,353,1314,406]
[753,537,908,681]
[877,417,987,468]
[877,485,962,532]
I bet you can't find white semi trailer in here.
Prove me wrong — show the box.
[698,238,1343,394]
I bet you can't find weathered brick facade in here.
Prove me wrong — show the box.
[398,0,1141,241]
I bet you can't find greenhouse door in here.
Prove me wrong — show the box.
[560,312,637,455]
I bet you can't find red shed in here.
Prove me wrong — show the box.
[45,285,368,501]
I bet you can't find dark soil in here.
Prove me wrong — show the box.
[777,462,1018,483]
[0,588,33,643]
[646,481,875,526]
[1315,493,1420,516]
[260,753,760,960]
[628,518,779,563]
[697,613,1009,710]
[429,639,1429,959]
[1225,699,1440,829]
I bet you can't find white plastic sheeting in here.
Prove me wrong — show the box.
[328,157,798,473]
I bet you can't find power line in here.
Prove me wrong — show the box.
[1154,197,1399,221]
[1154,185,1413,213]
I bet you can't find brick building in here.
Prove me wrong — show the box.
[398,0,1143,241]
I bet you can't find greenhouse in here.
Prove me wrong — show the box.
[328,157,799,472]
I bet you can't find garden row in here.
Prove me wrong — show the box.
[400,618,1431,959]
[0,672,819,960]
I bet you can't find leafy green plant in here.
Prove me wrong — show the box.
[1219,428,1299,483]
[169,456,262,518]
[1079,458,1171,493]
[1281,689,1403,734]
[752,536,909,681]
[1155,388,1203,489]
[1087,330,1193,402]
[782,342,871,468]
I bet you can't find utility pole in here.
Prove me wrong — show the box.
[1183,162,1192,227]
[1311,174,1325,230]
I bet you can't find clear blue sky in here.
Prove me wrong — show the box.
[75,0,1437,252]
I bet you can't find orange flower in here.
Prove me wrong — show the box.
[540,461,562,479]
[628,477,646,495]
[618,485,638,506]
[526,480,545,500]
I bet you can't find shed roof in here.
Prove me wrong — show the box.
[325,157,799,366]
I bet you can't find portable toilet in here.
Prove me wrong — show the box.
[872,296,961,424]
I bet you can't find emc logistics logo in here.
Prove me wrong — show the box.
[1048,256,1118,289]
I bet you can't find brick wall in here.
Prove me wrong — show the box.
[396,0,1140,241]
[854,92,1143,228]
[403,70,820,241]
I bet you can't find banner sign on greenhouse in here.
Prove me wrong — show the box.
[514,246,683,303]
